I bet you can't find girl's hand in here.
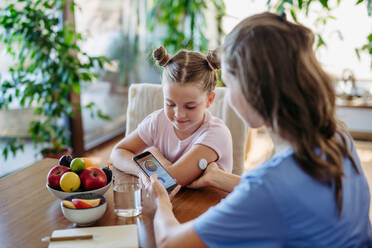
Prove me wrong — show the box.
[187,162,220,189]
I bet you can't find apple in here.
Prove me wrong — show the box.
[79,167,107,190]
[62,200,76,209]
[71,199,93,209]
[47,165,70,188]
[73,198,102,208]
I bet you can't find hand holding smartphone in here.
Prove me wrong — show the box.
[133,151,178,192]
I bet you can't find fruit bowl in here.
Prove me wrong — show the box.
[46,178,112,200]
[46,155,113,200]
[61,193,107,226]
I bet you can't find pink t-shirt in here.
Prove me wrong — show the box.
[137,109,233,172]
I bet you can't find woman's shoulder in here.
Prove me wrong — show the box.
[242,148,295,181]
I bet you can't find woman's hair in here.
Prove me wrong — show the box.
[222,12,358,215]
[153,46,220,94]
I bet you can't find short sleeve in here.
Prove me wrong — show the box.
[193,175,284,248]
[194,123,233,172]
[137,111,159,147]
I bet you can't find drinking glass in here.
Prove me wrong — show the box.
[113,175,142,217]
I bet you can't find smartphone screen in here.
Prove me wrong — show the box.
[133,151,177,192]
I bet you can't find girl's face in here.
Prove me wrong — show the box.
[163,81,215,137]
[221,57,265,128]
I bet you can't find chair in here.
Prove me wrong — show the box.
[125,83,248,175]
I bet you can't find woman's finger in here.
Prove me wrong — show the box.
[150,174,158,182]
[187,181,199,188]
[139,172,150,188]
[169,185,181,199]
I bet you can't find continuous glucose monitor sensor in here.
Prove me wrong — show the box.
[198,158,208,170]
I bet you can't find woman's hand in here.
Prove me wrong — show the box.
[187,162,220,189]
[141,174,180,216]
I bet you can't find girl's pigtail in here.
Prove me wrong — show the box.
[206,50,221,71]
[153,46,171,67]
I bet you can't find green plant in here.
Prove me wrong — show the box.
[267,0,372,66]
[0,0,109,159]
[356,0,372,67]
[148,0,226,54]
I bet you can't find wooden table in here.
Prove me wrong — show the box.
[0,159,228,248]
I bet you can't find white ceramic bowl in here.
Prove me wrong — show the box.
[47,178,112,200]
[61,193,107,226]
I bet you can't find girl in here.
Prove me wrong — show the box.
[110,46,233,186]
[145,12,372,247]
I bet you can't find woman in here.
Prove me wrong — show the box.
[145,12,372,247]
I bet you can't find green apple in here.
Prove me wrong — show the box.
[70,158,85,174]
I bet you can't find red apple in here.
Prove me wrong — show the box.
[71,199,95,209]
[79,167,107,190]
[72,198,101,208]
[47,165,70,188]
[62,200,76,209]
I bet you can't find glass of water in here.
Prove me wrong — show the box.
[113,175,142,217]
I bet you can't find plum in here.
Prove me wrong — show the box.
[102,167,112,184]
[59,155,72,167]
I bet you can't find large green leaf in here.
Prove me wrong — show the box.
[0,0,110,159]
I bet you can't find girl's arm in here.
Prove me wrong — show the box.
[110,129,148,176]
[110,132,230,187]
[166,144,219,186]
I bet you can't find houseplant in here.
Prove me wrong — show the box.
[0,0,109,159]
[267,0,372,66]
[148,0,226,54]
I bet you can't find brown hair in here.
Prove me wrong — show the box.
[153,46,220,94]
[222,12,358,215]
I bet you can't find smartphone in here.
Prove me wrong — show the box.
[133,151,178,192]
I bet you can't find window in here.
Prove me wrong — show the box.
[74,0,160,149]
[223,0,372,80]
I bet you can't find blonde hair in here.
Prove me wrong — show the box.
[153,46,219,94]
[222,12,358,215]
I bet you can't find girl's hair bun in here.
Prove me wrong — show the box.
[206,50,220,70]
[153,46,171,66]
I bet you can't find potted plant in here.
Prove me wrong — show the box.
[0,0,109,159]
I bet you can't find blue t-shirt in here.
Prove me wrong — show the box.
[194,142,372,247]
